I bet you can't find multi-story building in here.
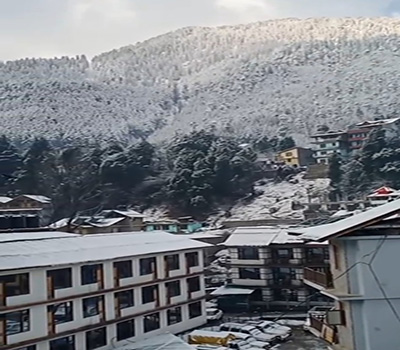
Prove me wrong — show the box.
[290,199,400,350]
[310,130,348,164]
[276,147,314,167]
[217,226,331,311]
[0,195,53,229]
[0,230,209,350]
[348,117,400,154]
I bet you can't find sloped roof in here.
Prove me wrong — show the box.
[0,231,210,271]
[0,196,12,203]
[102,209,146,218]
[0,231,77,243]
[211,285,255,296]
[19,195,51,203]
[289,199,400,242]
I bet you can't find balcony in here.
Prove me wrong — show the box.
[304,268,333,289]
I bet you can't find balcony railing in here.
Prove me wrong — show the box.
[304,267,333,289]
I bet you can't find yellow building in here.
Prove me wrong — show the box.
[277,147,313,167]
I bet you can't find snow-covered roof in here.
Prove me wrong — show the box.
[356,117,400,128]
[0,196,12,203]
[211,285,255,296]
[0,231,210,271]
[224,226,304,246]
[18,195,51,203]
[289,199,400,242]
[0,231,77,243]
[50,216,126,229]
[102,209,146,218]
[183,229,227,239]
[114,333,193,350]
[88,217,125,227]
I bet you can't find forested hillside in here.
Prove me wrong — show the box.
[2,18,400,144]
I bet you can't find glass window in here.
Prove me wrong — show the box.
[116,319,135,341]
[6,310,30,335]
[238,268,260,279]
[165,280,181,298]
[115,289,134,309]
[48,301,73,324]
[188,301,202,319]
[238,247,259,260]
[140,257,156,275]
[320,144,326,148]
[187,277,200,292]
[285,152,292,156]
[143,312,160,333]
[16,346,36,350]
[82,296,102,318]
[114,260,133,279]
[142,285,158,304]
[47,268,72,289]
[165,254,180,270]
[81,264,100,285]
[167,307,182,325]
[185,252,199,267]
[50,335,75,350]
[0,273,29,297]
[86,327,107,350]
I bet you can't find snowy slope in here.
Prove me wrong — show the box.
[227,174,330,221]
[2,18,400,143]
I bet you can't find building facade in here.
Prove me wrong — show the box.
[310,131,348,164]
[291,200,400,350]
[220,227,330,311]
[0,231,208,350]
[276,147,314,167]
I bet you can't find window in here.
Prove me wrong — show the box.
[48,301,73,324]
[320,144,326,148]
[143,312,160,333]
[115,289,134,309]
[81,264,100,285]
[187,277,201,292]
[140,257,156,275]
[0,273,30,297]
[273,248,293,261]
[285,152,292,156]
[47,268,72,290]
[16,346,36,350]
[167,307,182,325]
[50,336,75,350]
[273,288,298,302]
[114,260,133,279]
[83,296,102,318]
[188,301,202,319]
[6,310,30,335]
[238,267,260,280]
[166,280,181,297]
[116,319,135,341]
[165,254,180,270]
[273,268,296,285]
[185,252,199,267]
[238,247,259,260]
[86,327,107,350]
[142,285,158,304]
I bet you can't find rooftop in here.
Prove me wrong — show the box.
[288,199,400,241]
[114,333,193,350]
[0,231,77,243]
[0,230,210,271]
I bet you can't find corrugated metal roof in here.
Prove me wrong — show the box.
[211,286,255,296]
[114,333,193,350]
[0,231,210,271]
[289,199,400,241]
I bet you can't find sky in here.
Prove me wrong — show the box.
[1,0,400,61]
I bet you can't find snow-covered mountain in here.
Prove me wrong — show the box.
[2,18,400,144]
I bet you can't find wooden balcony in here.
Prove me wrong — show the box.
[304,267,333,289]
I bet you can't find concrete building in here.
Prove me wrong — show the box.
[367,186,400,207]
[310,131,348,164]
[290,199,400,350]
[216,226,331,311]
[0,231,209,350]
[276,147,314,167]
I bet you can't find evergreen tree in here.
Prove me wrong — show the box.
[0,136,21,192]
[277,136,296,152]
[328,153,342,200]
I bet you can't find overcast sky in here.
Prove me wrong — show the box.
[1,0,400,61]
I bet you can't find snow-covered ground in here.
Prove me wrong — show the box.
[226,174,330,221]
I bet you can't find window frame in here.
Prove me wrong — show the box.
[85,327,107,350]
[5,309,30,335]
[167,306,182,325]
[48,301,74,324]
[82,296,102,318]
[142,285,158,304]
[165,280,181,298]
[188,301,202,319]
[185,252,199,267]
[187,276,201,293]
[165,254,180,271]
[115,289,134,309]
[143,312,160,333]
[116,319,135,341]
[114,260,133,279]
[237,247,259,260]
[0,273,30,297]
[238,267,261,280]
[47,268,72,290]
[81,264,100,285]
[49,335,75,350]
[139,257,156,276]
